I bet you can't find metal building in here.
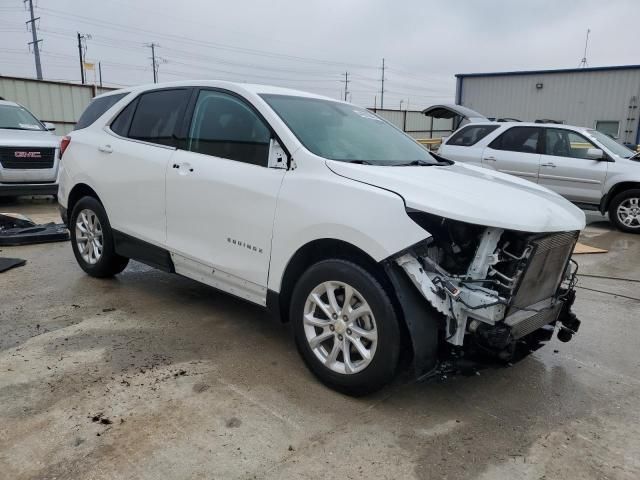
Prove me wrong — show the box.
[455,65,640,147]
[0,75,115,135]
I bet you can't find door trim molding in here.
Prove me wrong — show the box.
[170,252,267,306]
[113,230,175,272]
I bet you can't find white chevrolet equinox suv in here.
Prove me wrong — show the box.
[58,81,586,395]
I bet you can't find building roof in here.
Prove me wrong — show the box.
[456,64,640,78]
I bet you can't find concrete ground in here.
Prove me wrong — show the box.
[1,197,639,480]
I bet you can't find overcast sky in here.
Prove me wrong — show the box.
[1,0,639,109]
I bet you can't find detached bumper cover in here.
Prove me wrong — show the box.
[0,213,69,246]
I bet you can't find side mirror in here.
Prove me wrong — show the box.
[43,122,56,131]
[267,138,288,169]
[586,148,605,160]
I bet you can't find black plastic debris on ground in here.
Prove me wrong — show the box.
[0,213,69,246]
[0,257,26,273]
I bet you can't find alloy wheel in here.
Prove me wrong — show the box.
[75,208,104,265]
[303,281,378,375]
[617,197,640,229]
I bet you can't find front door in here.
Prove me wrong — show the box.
[481,126,542,183]
[538,128,608,204]
[165,89,286,305]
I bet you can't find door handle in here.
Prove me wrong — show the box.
[172,163,194,174]
[541,162,556,168]
[483,156,496,161]
[98,144,113,153]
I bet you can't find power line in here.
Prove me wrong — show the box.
[37,6,379,70]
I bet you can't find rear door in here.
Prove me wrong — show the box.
[439,124,500,166]
[165,88,286,305]
[482,126,542,182]
[537,127,608,204]
[102,88,191,244]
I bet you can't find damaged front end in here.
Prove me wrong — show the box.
[389,210,581,377]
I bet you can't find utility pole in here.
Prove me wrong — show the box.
[343,72,350,102]
[25,0,42,80]
[579,28,590,68]
[77,32,90,84]
[149,43,158,83]
[380,58,385,109]
[98,62,103,88]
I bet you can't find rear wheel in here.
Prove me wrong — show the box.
[70,196,129,277]
[290,259,400,396]
[609,189,640,233]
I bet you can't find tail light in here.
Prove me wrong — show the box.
[59,135,71,159]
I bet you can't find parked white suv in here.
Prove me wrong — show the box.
[58,81,585,394]
[438,121,640,233]
[0,100,59,197]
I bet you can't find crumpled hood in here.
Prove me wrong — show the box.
[326,161,586,233]
[0,128,59,148]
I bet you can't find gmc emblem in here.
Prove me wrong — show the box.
[14,151,41,158]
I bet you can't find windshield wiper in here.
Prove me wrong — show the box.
[395,159,437,166]
[344,160,373,165]
[0,127,41,131]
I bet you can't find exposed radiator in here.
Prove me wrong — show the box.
[508,231,578,314]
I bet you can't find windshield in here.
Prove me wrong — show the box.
[261,94,438,165]
[0,104,44,131]
[587,129,634,158]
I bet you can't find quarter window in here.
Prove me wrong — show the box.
[126,89,190,147]
[75,93,126,130]
[594,120,619,139]
[187,90,271,166]
[544,128,597,159]
[489,127,540,153]
[110,97,139,137]
[446,124,499,147]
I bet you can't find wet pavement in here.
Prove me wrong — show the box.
[1,198,639,479]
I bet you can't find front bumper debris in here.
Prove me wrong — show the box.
[0,213,69,246]
[395,226,581,364]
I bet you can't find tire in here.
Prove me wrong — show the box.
[69,196,129,277]
[608,189,640,233]
[290,259,401,396]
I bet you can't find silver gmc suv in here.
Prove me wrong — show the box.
[0,99,59,197]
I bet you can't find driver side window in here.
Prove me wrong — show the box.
[544,128,597,160]
[187,90,271,166]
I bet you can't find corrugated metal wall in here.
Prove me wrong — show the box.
[0,76,116,135]
[370,109,454,139]
[459,69,640,145]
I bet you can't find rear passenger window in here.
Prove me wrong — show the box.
[110,98,138,137]
[186,90,271,166]
[127,89,190,147]
[446,124,499,146]
[489,127,540,153]
[75,93,126,130]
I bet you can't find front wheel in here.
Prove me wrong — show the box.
[70,196,129,277]
[290,259,400,396]
[609,189,640,233]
